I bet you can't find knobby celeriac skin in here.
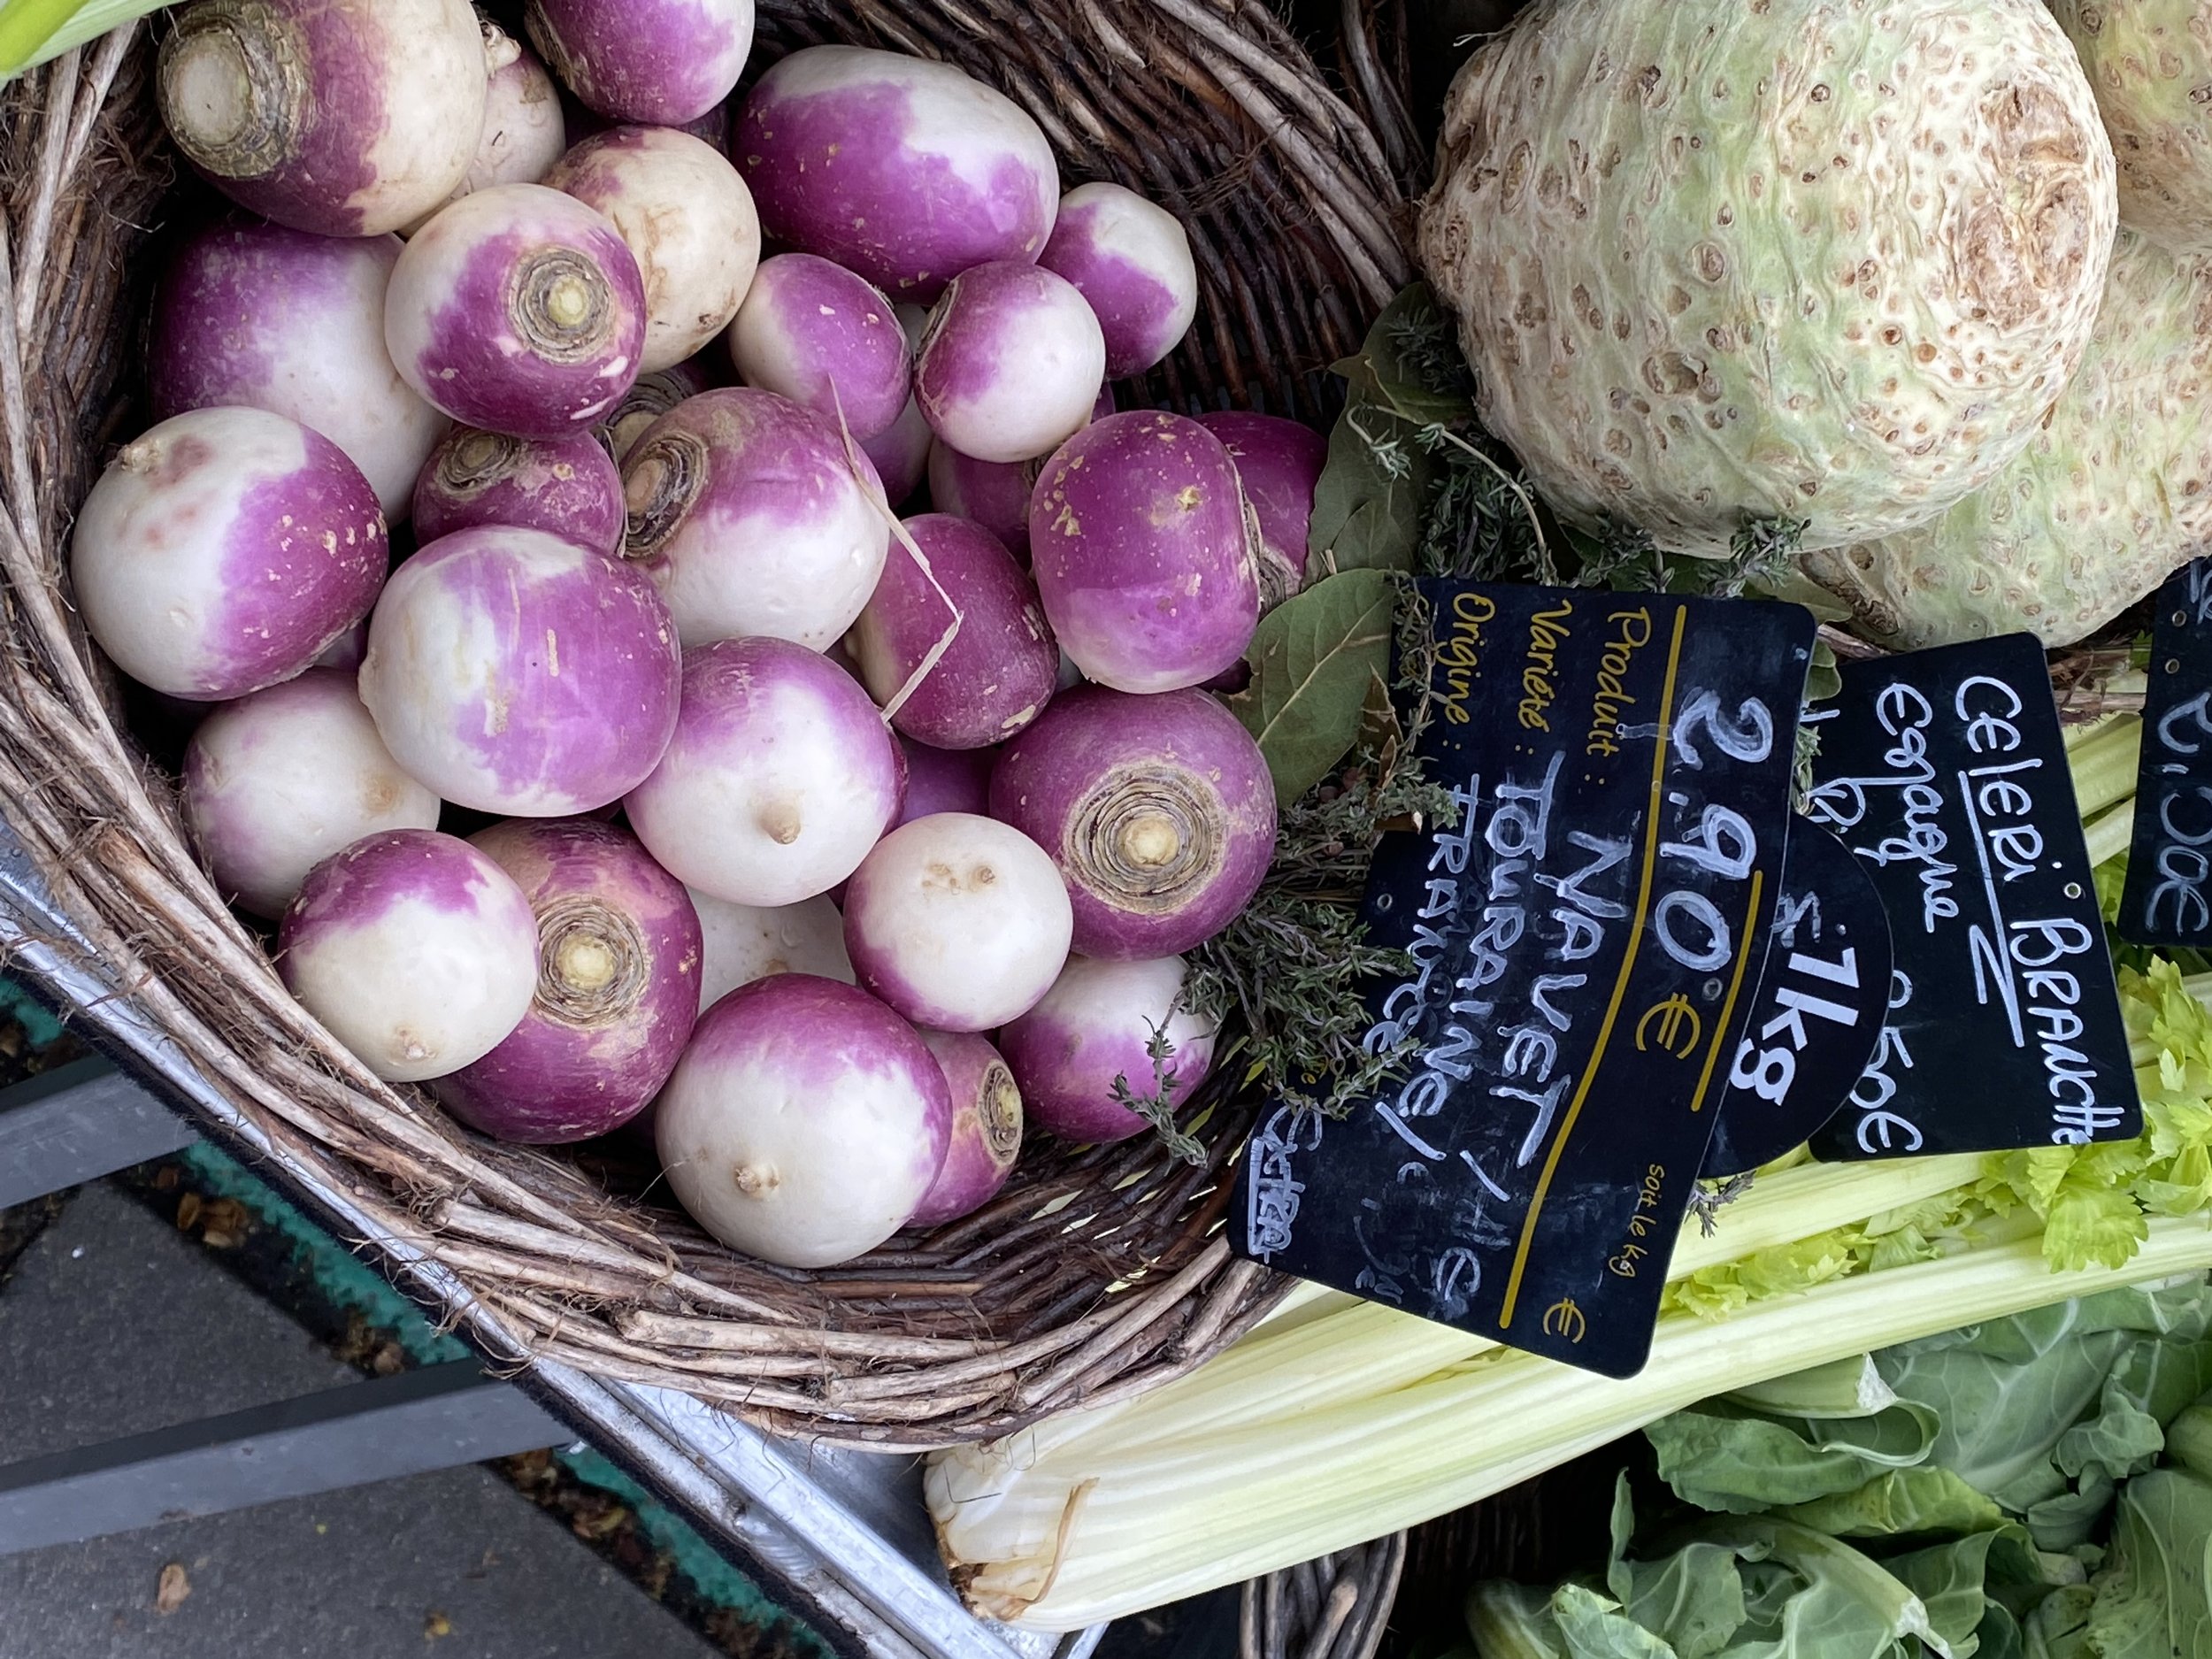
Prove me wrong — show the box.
[434,818,703,1144]
[624,636,903,908]
[400,23,569,235]
[1039,182,1199,380]
[526,0,756,127]
[1194,411,1326,612]
[841,812,1074,1032]
[849,513,1060,750]
[654,972,951,1267]
[1028,411,1262,693]
[411,426,626,556]
[1417,0,2120,557]
[184,669,442,920]
[619,387,891,649]
[737,45,1060,302]
[73,407,388,702]
[727,253,911,441]
[916,261,1107,464]
[150,219,449,521]
[278,828,539,1084]
[908,1028,1024,1228]
[2050,0,2212,253]
[387,183,646,439]
[689,889,855,1012]
[545,126,763,373]
[157,0,486,237]
[358,525,680,816]
[988,686,1276,961]
[997,955,1217,1145]
[1802,231,2212,647]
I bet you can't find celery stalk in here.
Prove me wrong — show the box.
[2082,796,2137,868]
[1722,1354,1895,1418]
[2065,713,2142,818]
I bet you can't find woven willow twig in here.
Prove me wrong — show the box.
[0,4,1420,1449]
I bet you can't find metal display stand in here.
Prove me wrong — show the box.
[0,829,1103,1659]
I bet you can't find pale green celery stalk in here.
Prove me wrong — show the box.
[2084,797,2138,867]
[0,0,157,78]
[2066,714,2142,817]
[1723,1354,1895,1419]
[932,1218,2212,1629]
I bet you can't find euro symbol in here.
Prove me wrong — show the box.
[1542,1297,1587,1344]
[1635,994,1701,1058]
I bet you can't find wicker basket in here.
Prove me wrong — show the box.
[0,0,1422,1449]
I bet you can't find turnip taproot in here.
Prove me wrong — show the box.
[736,46,1058,301]
[619,388,889,649]
[150,221,447,522]
[1194,411,1325,611]
[411,426,626,555]
[435,818,702,1144]
[526,0,756,127]
[727,254,910,441]
[1028,411,1261,693]
[998,954,1216,1145]
[184,669,441,920]
[625,637,902,906]
[403,23,569,234]
[990,686,1274,959]
[279,828,538,1083]
[387,183,645,439]
[690,890,854,1011]
[655,973,951,1267]
[157,0,487,236]
[908,1029,1023,1228]
[359,526,680,816]
[915,261,1105,465]
[73,407,387,701]
[1038,183,1197,380]
[841,812,1072,1031]
[544,127,762,374]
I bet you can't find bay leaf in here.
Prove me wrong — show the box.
[1229,568,1397,803]
[1307,400,1433,575]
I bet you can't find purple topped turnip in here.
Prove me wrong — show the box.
[1038,183,1198,380]
[544,127,761,374]
[907,1029,1022,1229]
[915,261,1104,465]
[316,621,370,673]
[1029,411,1261,693]
[849,514,1059,750]
[842,812,1072,1031]
[402,24,569,234]
[411,426,626,556]
[862,395,933,508]
[157,0,486,237]
[387,183,645,440]
[727,254,910,442]
[1195,411,1325,611]
[526,0,755,127]
[736,46,1058,301]
[73,407,387,701]
[897,738,993,825]
[926,442,1038,562]
[279,828,538,1082]
[655,973,951,1267]
[998,954,1217,1146]
[150,220,448,522]
[625,637,902,906]
[434,818,702,1144]
[619,388,889,649]
[691,890,854,1011]
[358,526,680,816]
[990,686,1275,959]
[599,360,712,463]
[184,669,442,919]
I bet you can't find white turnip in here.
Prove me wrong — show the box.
[990,686,1275,959]
[183,669,441,919]
[624,637,902,906]
[655,973,951,1267]
[358,526,680,816]
[1194,411,1326,611]
[403,23,569,234]
[387,183,645,439]
[73,407,387,701]
[526,0,756,127]
[1038,182,1198,380]
[998,954,1216,1145]
[915,261,1104,465]
[726,253,910,441]
[907,1029,1022,1229]
[841,812,1072,1031]
[411,426,626,556]
[690,890,854,1011]
[278,828,538,1083]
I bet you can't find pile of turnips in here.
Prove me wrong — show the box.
[73,0,1329,1271]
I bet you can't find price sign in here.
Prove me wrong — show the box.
[1801,634,2140,1160]
[2121,557,2212,946]
[1233,581,1813,1378]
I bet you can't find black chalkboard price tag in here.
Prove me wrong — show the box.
[2120,558,2212,946]
[1702,819,1893,1179]
[1802,634,2140,1160]
[1233,581,1814,1379]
